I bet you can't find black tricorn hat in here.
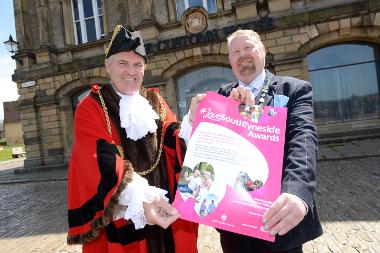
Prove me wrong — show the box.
[105,25,147,61]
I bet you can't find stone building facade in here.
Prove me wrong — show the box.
[3,101,24,146]
[11,0,380,170]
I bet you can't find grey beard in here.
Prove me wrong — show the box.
[238,64,256,76]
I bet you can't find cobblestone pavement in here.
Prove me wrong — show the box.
[0,156,379,252]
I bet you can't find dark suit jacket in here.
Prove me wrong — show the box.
[217,70,323,250]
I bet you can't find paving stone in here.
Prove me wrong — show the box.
[318,146,342,160]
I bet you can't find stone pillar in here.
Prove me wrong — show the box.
[141,0,154,22]
[126,1,141,27]
[49,0,66,48]
[61,0,76,45]
[217,0,224,11]
[104,0,130,31]
[36,0,52,46]
[20,106,44,169]
[13,0,32,50]
[59,97,75,163]
[154,0,169,24]
[168,0,177,22]
[39,103,65,167]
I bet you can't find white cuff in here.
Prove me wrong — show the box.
[178,114,193,145]
[114,172,168,229]
[301,198,309,214]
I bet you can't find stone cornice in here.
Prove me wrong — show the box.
[12,55,105,83]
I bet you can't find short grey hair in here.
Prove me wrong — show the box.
[227,29,264,49]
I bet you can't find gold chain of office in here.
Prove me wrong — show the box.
[97,90,166,176]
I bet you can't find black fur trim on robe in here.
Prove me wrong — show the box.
[68,140,119,228]
[89,83,176,253]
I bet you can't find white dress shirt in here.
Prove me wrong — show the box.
[238,70,266,97]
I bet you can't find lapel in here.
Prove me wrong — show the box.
[228,70,278,106]
[263,69,278,106]
[226,81,239,96]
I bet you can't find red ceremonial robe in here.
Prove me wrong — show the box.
[67,84,198,253]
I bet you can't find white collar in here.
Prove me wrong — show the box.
[238,70,266,95]
[115,88,159,141]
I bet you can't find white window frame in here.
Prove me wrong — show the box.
[177,0,216,20]
[183,0,209,11]
[71,0,104,44]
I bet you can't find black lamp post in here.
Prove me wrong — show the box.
[3,34,19,55]
[3,34,23,65]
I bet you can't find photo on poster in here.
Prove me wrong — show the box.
[239,104,264,123]
[233,171,264,192]
[194,193,218,218]
[178,162,215,203]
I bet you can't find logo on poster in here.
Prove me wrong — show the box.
[221,214,227,222]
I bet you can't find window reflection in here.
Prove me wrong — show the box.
[307,43,380,124]
[176,66,235,119]
[71,0,104,44]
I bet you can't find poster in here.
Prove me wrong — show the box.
[173,91,287,242]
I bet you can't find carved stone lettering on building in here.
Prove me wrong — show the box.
[145,18,275,55]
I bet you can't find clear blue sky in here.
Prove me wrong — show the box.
[0,0,18,121]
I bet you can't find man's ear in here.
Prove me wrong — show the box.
[261,43,266,54]
[105,58,110,72]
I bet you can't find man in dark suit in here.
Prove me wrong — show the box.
[209,29,322,252]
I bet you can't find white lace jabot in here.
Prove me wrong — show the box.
[118,91,159,141]
[114,172,169,229]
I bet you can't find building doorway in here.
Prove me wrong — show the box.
[176,66,235,119]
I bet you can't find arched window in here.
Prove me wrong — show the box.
[307,43,380,124]
[176,66,235,119]
[176,0,217,20]
[72,0,104,44]
[72,88,90,112]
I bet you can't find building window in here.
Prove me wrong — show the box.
[307,43,380,124]
[176,66,235,119]
[176,0,217,20]
[72,88,90,112]
[72,0,104,44]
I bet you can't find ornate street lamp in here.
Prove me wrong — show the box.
[3,34,19,55]
[3,34,23,65]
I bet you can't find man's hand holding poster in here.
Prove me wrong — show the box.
[173,91,287,242]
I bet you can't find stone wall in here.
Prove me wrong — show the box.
[4,122,24,146]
